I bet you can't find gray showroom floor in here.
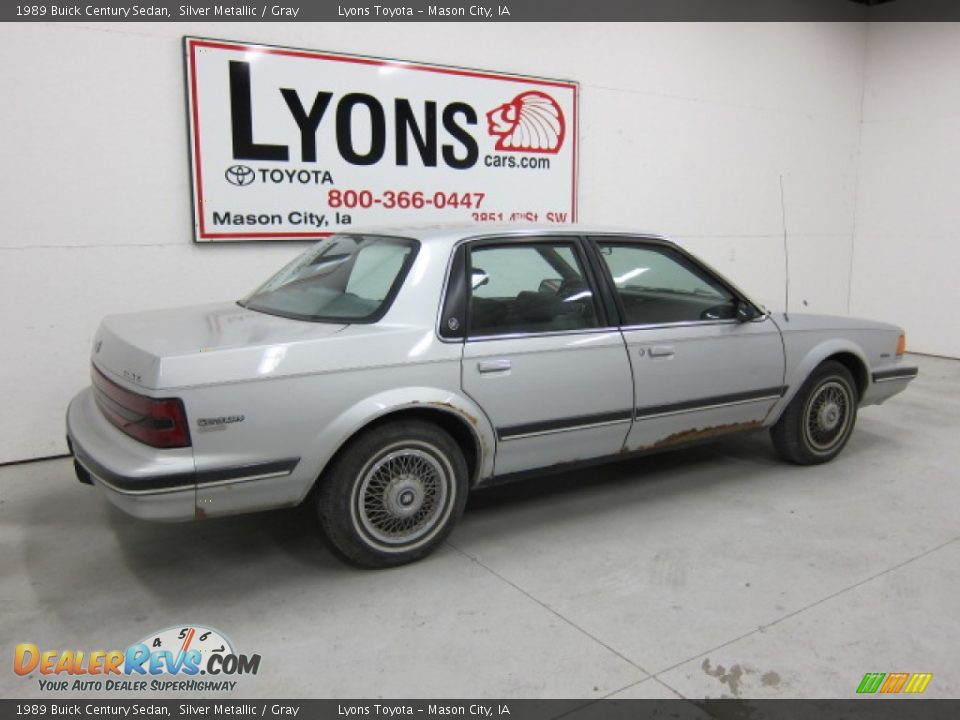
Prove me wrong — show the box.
[1,354,957,701]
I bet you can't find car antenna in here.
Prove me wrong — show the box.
[779,174,790,322]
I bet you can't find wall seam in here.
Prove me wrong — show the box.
[846,21,872,314]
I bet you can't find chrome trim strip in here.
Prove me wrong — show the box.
[191,470,294,490]
[69,440,300,497]
[92,468,295,496]
[449,318,762,342]
[499,417,633,441]
[91,471,194,497]
[468,326,618,343]
[872,366,918,383]
[635,394,785,421]
[496,387,785,441]
[621,319,740,332]
[459,230,670,244]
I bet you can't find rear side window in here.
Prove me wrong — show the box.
[467,242,599,337]
[596,243,735,325]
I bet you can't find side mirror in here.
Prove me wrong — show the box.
[735,300,761,323]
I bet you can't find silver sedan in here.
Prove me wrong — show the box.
[67,226,917,567]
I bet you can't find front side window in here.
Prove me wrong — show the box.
[468,242,599,337]
[596,242,736,325]
[240,234,417,322]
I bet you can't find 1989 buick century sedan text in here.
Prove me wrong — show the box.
[67,225,918,566]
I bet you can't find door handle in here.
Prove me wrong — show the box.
[647,345,675,358]
[477,359,511,374]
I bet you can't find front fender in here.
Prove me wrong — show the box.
[765,337,870,425]
[297,386,496,502]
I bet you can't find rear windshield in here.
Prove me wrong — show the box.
[239,234,419,323]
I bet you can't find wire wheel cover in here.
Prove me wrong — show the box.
[804,379,852,452]
[356,447,449,546]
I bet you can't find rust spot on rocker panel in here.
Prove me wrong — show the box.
[651,420,762,449]
[194,506,207,520]
[626,420,763,454]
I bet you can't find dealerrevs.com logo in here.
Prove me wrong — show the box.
[14,625,261,692]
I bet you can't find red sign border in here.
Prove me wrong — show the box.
[184,36,579,242]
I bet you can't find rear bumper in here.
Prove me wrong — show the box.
[67,387,302,521]
[66,388,196,521]
[862,365,919,406]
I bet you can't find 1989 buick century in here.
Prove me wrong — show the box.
[67,225,917,566]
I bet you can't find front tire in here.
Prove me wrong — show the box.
[771,360,858,465]
[316,420,468,568]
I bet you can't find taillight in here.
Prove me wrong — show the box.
[91,367,191,448]
[896,334,907,356]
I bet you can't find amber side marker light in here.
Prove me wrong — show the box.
[896,335,907,356]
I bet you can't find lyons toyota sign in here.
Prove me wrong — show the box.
[184,37,579,242]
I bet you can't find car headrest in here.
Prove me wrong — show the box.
[515,291,563,323]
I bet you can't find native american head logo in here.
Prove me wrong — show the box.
[486,91,566,154]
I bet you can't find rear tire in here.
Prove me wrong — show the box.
[771,360,858,465]
[316,420,468,568]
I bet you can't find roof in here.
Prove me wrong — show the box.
[342,223,670,250]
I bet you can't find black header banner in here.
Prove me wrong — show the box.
[4,0,960,22]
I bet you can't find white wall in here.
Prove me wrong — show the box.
[851,22,960,359]
[0,22,868,463]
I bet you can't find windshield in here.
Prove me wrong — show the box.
[239,234,419,322]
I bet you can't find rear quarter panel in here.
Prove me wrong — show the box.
[178,327,491,517]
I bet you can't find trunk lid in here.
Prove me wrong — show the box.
[92,303,347,391]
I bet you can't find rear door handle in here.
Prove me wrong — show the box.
[647,345,675,358]
[478,359,511,374]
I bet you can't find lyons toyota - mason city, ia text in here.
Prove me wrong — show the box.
[338,5,510,18]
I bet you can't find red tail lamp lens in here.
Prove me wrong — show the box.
[91,367,191,448]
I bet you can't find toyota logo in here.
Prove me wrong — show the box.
[224,165,255,186]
